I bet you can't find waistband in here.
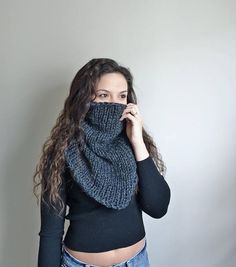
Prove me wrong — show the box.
[62,237,147,267]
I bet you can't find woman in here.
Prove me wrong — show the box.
[33,58,171,267]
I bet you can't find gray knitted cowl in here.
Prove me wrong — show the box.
[64,101,138,210]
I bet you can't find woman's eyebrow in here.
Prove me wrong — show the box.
[97,89,128,93]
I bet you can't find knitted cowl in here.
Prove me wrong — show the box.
[64,101,138,210]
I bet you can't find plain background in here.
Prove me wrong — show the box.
[1,0,235,266]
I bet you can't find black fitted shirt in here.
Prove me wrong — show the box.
[37,156,171,267]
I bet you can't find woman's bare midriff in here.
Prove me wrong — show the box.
[64,237,145,267]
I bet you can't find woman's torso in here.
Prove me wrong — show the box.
[64,237,145,266]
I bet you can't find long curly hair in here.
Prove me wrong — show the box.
[33,58,167,217]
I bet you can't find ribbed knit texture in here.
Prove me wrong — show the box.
[64,101,138,209]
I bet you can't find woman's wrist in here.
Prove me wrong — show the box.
[132,140,149,161]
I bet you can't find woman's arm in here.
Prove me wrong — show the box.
[37,172,67,267]
[132,140,171,219]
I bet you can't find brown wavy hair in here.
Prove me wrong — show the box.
[33,58,167,217]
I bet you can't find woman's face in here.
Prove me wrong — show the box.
[91,72,128,104]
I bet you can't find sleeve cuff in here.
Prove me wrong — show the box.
[136,155,150,163]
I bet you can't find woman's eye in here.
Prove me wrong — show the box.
[99,94,107,98]
[121,94,127,98]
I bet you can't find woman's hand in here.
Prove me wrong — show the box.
[119,103,144,146]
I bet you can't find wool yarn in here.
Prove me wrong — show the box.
[64,101,138,209]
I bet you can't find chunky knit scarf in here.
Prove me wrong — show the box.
[64,101,138,210]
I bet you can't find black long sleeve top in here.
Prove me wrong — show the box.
[37,155,171,267]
